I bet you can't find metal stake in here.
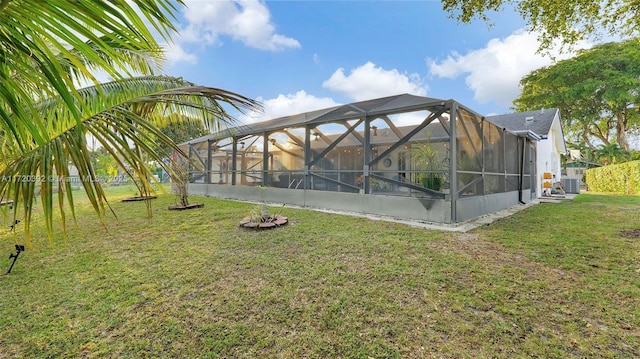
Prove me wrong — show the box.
[7,244,25,274]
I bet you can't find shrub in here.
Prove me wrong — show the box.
[585,160,640,194]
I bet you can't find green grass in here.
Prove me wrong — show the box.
[0,188,639,358]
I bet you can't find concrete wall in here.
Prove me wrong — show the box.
[455,191,521,222]
[188,183,452,223]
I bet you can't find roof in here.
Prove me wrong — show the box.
[486,108,567,154]
[181,94,563,150]
[485,108,560,137]
[181,93,452,145]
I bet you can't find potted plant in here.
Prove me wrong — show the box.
[411,135,445,192]
[239,187,289,229]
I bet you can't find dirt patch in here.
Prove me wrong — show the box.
[620,228,640,238]
[428,232,580,284]
[239,215,288,230]
[168,203,204,210]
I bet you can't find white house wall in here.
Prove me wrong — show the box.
[535,114,565,198]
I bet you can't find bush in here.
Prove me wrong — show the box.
[585,160,640,194]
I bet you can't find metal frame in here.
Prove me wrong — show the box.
[179,94,535,223]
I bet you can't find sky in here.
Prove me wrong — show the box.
[154,0,592,125]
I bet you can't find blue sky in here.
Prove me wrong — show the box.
[155,0,591,124]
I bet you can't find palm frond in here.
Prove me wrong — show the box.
[0,0,181,126]
[0,76,261,245]
[0,1,264,244]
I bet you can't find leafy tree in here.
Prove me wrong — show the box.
[594,143,631,165]
[513,40,640,151]
[154,117,211,157]
[0,1,260,242]
[441,0,640,51]
[90,148,119,178]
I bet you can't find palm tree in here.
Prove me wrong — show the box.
[594,143,631,165]
[1,0,178,121]
[0,1,261,243]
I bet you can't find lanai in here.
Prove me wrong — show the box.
[179,94,538,224]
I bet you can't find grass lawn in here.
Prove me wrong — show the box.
[0,187,639,358]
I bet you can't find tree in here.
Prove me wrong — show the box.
[0,0,177,122]
[441,0,640,52]
[594,143,631,165]
[513,40,640,152]
[0,1,261,242]
[90,148,119,179]
[153,117,211,157]
[1,75,259,242]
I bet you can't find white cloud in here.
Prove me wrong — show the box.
[163,42,198,65]
[322,62,427,101]
[241,90,340,123]
[427,29,591,107]
[174,0,299,61]
[237,62,428,126]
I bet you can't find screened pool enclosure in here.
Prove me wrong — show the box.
[179,94,538,224]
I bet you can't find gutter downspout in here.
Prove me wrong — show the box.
[518,137,526,204]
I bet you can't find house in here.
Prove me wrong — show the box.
[179,94,565,225]
[486,108,567,198]
[563,149,602,190]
